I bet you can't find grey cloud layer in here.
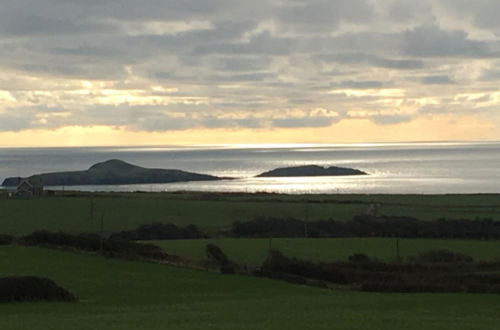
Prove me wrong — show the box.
[0,0,499,132]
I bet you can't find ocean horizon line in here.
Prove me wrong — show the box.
[1,140,500,151]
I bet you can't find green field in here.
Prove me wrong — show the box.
[1,192,500,236]
[1,245,499,330]
[151,238,500,266]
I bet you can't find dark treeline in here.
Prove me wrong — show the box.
[232,215,500,239]
[108,215,500,241]
[23,231,168,260]
[0,235,14,245]
[110,223,206,241]
[256,250,500,294]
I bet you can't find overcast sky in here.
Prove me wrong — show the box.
[1,0,500,146]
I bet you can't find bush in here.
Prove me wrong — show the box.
[348,253,372,263]
[260,250,355,284]
[0,276,77,303]
[231,216,500,239]
[206,244,230,264]
[254,269,308,285]
[23,231,166,259]
[111,223,207,240]
[361,282,462,293]
[206,244,235,273]
[409,250,474,264]
[258,250,500,294]
[0,235,14,245]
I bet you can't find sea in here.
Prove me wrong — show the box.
[1,142,500,194]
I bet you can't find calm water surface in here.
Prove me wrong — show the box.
[1,142,499,194]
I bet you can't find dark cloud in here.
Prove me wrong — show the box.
[317,53,424,70]
[0,116,31,131]
[421,75,455,85]
[51,45,122,58]
[387,1,435,24]
[205,72,274,83]
[211,57,272,72]
[0,1,115,36]
[371,57,424,70]
[439,0,500,30]
[272,117,338,128]
[193,31,299,56]
[403,25,490,57]
[370,115,413,125]
[0,105,68,131]
[480,68,500,81]
[276,0,374,32]
[334,80,386,89]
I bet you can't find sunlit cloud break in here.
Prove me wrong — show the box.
[0,0,499,146]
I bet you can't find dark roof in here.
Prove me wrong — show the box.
[16,179,43,189]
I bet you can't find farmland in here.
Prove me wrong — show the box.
[1,191,499,236]
[1,191,500,329]
[1,246,499,330]
[151,237,500,266]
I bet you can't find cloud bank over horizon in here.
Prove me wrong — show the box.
[0,0,499,144]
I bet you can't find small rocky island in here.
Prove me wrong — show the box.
[2,159,222,187]
[256,165,367,177]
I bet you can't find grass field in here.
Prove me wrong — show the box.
[1,245,500,330]
[151,238,500,266]
[1,192,500,236]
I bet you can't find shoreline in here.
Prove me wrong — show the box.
[3,188,500,197]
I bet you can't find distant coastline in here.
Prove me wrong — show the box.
[256,165,367,177]
[1,143,499,194]
[2,160,367,187]
[2,159,223,187]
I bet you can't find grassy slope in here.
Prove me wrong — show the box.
[1,246,499,330]
[1,192,500,236]
[151,238,500,266]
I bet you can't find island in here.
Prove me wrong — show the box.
[2,159,223,187]
[256,165,367,177]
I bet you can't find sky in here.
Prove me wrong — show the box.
[0,0,500,147]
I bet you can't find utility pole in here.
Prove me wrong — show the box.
[99,212,105,254]
[396,239,401,262]
[268,236,273,257]
[304,201,309,238]
[90,195,94,221]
